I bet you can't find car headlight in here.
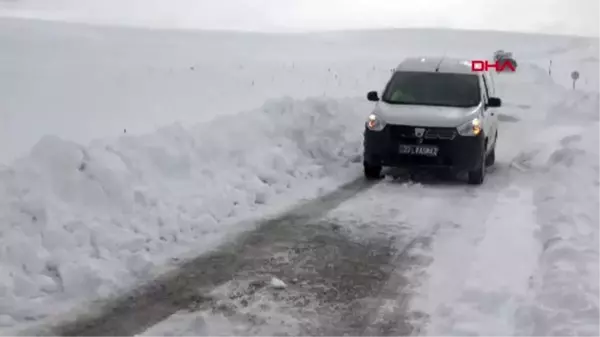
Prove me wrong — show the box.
[457,118,482,136]
[366,113,385,131]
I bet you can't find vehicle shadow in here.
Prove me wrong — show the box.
[382,167,474,187]
[381,162,507,189]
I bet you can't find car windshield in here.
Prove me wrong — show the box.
[381,71,481,108]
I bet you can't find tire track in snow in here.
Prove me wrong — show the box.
[322,165,517,336]
[139,178,436,336]
[318,169,515,335]
[136,171,500,336]
[402,100,577,334]
[34,177,380,336]
[358,223,442,336]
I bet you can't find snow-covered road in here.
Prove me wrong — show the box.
[1,18,598,336]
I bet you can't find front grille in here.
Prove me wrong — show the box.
[424,128,456,140]
[387,125,418,140]
[386,124,457,143]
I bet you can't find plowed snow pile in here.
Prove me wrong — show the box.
[513,90,599,336]
[0,97,369,330]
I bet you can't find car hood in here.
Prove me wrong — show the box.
[373,102,480,128]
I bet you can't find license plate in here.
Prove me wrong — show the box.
[399,144,439,156]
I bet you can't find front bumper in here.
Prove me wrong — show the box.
[363,124,485,171]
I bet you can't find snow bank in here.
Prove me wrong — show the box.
[0,96,371,331]
[513,92,599,336]
[510,89,599,171]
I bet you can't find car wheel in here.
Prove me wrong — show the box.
[486,131,497,167]
[468,149,486,185]
[485,146,496,167]
[364,162,382,180]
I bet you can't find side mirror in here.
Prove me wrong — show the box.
[488,97,502,107]
[367,91,379,102]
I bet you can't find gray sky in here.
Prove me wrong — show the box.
[0,0,598,36]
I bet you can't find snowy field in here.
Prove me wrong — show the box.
[1,17,599,335]
[1,17,598,164]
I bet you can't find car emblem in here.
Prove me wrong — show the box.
[414,128,425,137]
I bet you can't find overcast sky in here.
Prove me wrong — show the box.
[0,0,598,36]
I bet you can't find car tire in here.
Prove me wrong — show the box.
[467,149,486,185]
[364,162,382,180]
[486,131,497,167]
[485,146,496,167]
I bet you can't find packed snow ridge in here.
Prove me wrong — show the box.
[0,97,370,330]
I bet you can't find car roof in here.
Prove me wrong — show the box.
[395,56,477,75]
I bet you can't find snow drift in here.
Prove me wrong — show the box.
[0,96,371,330]
[513,90,599,336]
[520,134,599,336]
